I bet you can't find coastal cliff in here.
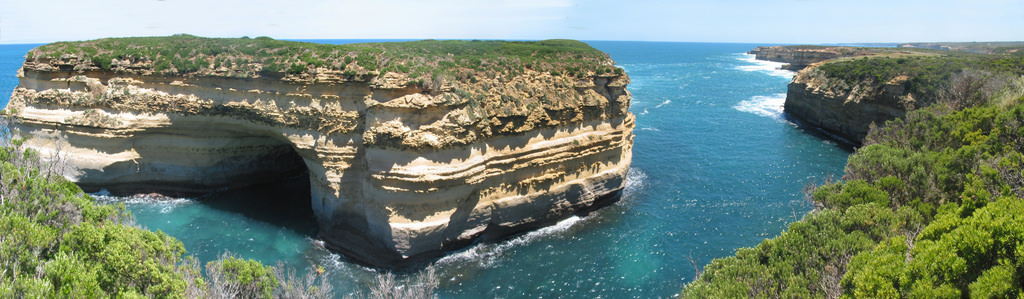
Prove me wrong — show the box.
[5,36,634,266]
[780,48,1023,144]
[784,62,914,143]
[748,46,863,70]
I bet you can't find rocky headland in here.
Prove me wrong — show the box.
[5,36,634,266]
[747,46,866,71]
[761,45,1022,144]
[783,61,915,143]
[751,45,918,143]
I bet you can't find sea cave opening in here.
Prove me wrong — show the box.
[86,136,327,269]
[80,132,321,238]
[202,138,319,238]
[194,144,318,237]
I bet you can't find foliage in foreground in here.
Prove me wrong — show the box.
[0,114,344,298]
[0,112,445,297]
[0,117,200,297]
[681,97,1024,298]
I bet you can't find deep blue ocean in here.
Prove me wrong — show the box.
[0,41,850,298]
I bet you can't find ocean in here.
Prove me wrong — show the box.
[0,41,850,298]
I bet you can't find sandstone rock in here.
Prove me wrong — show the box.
[748,46,862,71]
[7,38,635,266]
[784,63,913,143]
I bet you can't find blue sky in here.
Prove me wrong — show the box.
[1,0,1022,44]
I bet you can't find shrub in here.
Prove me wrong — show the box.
[287,62,308,74]
[205,252,278,299]
[682,92,1024,296]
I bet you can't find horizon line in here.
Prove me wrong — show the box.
[1,35,1021,46]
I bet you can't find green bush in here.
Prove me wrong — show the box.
[60,223,189,297]
[844,197,1024,297]
[816,54,1024,107]
[0,125,345,297]
[205,253,277,299]
[682,95,1024,297]
[287,62,308,74]
[0,130,199,297]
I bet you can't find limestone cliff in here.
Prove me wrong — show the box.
[748,46,865,71]
[5,36,634,266]
[784,62,914,143]
[775,46,1016,144]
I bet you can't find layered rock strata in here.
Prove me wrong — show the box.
[6,37,634,266]
[748,46,859,71]
[784,63,914,143]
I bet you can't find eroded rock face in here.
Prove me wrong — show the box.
[748,46,853,71]
[7,41,634,266]
[784,63,913,143]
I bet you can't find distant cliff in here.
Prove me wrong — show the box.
[748,46,865,71]
[899,41,1024,54]
[6,36,635,266]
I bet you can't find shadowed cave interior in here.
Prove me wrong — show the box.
[78,132,321,237]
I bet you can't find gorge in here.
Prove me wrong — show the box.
[5,36,635,266]
[681,43,1024,297]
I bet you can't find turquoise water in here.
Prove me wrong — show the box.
[0,41,850,298]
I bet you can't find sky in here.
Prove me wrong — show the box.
[1,0,1022,44]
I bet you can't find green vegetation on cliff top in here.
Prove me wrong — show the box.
[815,52,1024,106]
[899,41,1024,55]
[28,34,620,83]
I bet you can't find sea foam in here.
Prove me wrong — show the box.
[622,167,647,200]
[91,190,195,214]
[437,215,587,268]
[435,167,648,269]
[735,53,795,79]
[733,93,787,119]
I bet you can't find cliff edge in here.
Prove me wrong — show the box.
[748,46,866,71]
[5,35,635,266]
[784,61,915,143]
[779,47,1023,145]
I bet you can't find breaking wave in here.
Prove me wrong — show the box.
[435,167,647,269]
[733,93,787,119]
[437,215,587,268]
[735,53,795,79]
[92,189,195,214]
